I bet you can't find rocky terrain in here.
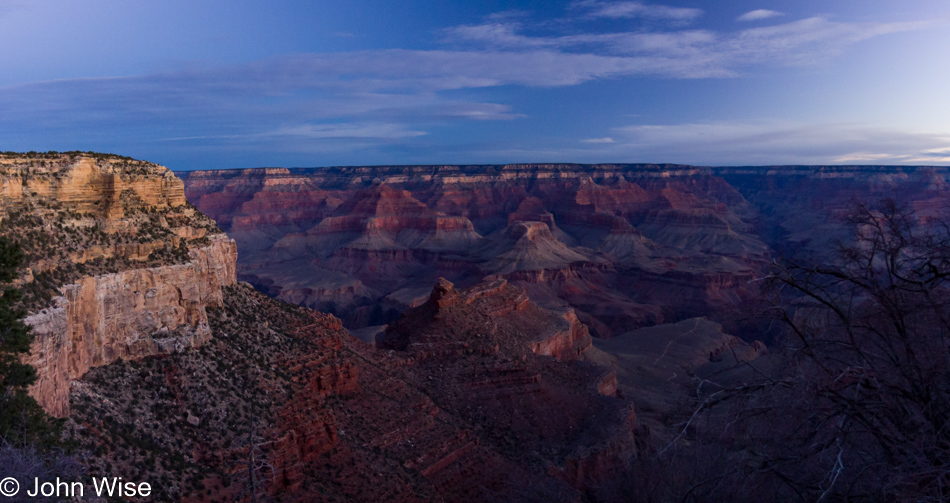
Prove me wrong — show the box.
[67,280,636,502]
[6,155,948,501]
[182,163,950,340]
[0,152,236,416]
[1,154,641,501]
[181,164,777,338]
[583,318,768,433]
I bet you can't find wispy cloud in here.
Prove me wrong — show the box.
[445,16,928,74]
[726,17,929,66]
[485,10,532,22]
[3,13,931,125]
[0,3,939,167]
[737,10,784,22]
[271,123,426,139]
[572,1,702,23]
[573,121,950,165]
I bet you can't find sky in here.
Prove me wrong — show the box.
[1,0,949,170]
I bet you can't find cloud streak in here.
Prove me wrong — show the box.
[572,1,703,23]
[445,16,929,72]
[572,121,950,165]
[0,3,940,168]
[737,10,784,22]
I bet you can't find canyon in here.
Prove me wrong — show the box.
[0,155,651,501]
[181,163,950,341]
[5,154,950,501]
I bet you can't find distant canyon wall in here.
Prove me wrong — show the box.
[181,163,950,338]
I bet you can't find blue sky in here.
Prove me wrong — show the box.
[1,0,949,170]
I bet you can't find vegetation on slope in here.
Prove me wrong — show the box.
[0,236,59,445]
[65,284,321,502]
[0,155,222,312]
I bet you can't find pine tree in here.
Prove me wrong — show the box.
[0,236,56,444]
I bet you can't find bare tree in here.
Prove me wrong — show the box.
[695,199,950,501]
[607,199,950,503]
[0,437,82,503]
[760,199,950,501]
[230,423,275,503]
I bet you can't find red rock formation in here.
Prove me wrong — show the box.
[182,164,776,336]
[24,236,236,416]
[79,279,628,502]
[378,278,637,494]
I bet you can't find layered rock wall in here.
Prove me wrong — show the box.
[181,164,776,336]
[0,154,187,215]
[0,153,237,417]
[183,163,950,339]
[24,235,237,416]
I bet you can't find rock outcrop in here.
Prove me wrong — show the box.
[380,278,636,492]
[0,152,236,416]
[0,154,187,214]
[24,235,236,416]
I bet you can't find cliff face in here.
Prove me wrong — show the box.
[0,153,236,417]
[24,236,236,416]
[0,154,187,212]
[67,283,632,502]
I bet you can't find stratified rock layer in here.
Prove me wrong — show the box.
[25,235,236,416]
[0,153,236,416]
[183,163,950,340]
[181,164,774,337]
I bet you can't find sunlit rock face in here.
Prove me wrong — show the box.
[0,153,236,416]
[24,235,236,416]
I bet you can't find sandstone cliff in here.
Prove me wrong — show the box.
[0,152,236,416]
[24,235,236,416]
